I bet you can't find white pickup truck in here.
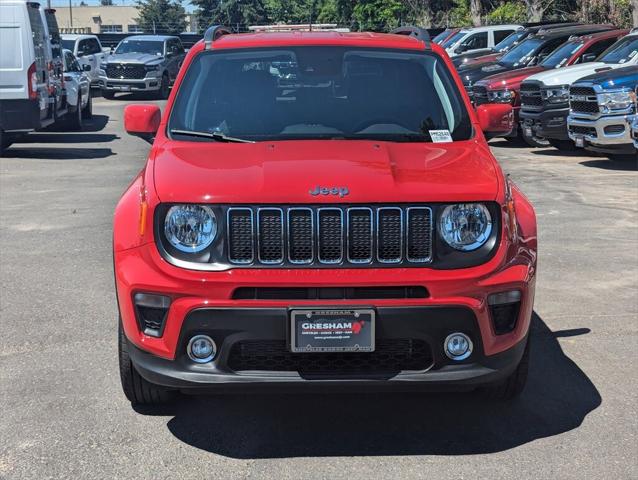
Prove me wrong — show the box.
[61,34,106,85]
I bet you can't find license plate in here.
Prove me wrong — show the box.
[575,136,585,147]
[524,126,533,137]
[290,309,375,353]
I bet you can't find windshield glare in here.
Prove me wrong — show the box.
[499,38,542,66]
[494,31,525,52]
[541,41,583,68]
[168,47,472,143]
[600,36,638,64]
[442,31,467,48]
[61,39,74,51]
[115,40,163,56]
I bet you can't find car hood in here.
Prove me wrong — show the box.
[107,53,163,64]
[152,140,501,204]
[576,64,638,88]
[459,61,514,86]
[475,66,546,89]
[523,62,619,86]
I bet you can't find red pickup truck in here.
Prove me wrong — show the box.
[114,26,536,405]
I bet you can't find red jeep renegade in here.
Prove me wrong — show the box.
[115,26,536,405]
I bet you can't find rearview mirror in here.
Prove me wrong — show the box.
[124,104,161,144]
[476,103,513,135]
[582,53,597,63]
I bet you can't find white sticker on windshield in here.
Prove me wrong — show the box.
[429,130,453,143]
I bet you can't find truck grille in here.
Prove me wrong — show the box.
[227,338,433,375]
[472,85,489,106]
[106,63,146,80]
[520,84,542,110]
[569,86,598,115]
[226,205,433,267]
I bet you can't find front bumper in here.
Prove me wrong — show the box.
[567,113,636,153]
[99,75,161,92]
[520,107,569,141]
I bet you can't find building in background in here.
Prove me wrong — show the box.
[55,5,196,34]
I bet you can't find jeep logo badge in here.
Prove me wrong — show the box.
[309,186,349,197]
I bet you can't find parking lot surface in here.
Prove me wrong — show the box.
[1,97,637,479]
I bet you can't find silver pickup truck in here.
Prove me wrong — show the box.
[99,35,185,99]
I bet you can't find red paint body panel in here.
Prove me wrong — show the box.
[113,31,538,370]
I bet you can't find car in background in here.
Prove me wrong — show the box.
[61,34,106,85]
[433,28,461,45]
[453,23,583,69]
[43,7,67,120]
[474,29,627,145]
[632,116,638,149]
[98,35,185,99]
[442,25,523,58]
[520,31,638,149]
[567,65,638,158]
[62,49,91,130]
[458,24,615,97]
[0,0,65,155]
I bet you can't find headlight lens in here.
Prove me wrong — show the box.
[164,205,217,253]
[542,86,569,104]
[145,64,160,71]
[487,89,516,104]
[439,203,492,251]
[597,89,634,112]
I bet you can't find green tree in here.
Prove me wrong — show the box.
[193,0,267,32]
[136,0,186,34]
[352,0,405,31]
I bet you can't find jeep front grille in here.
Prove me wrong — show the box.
[226,205,432,267]
[569,86,599,115]
[106,63,146,80]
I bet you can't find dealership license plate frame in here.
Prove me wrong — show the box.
[290,308,375,353]
[574,136,585,148]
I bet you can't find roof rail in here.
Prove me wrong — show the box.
[203,25,232,49]
[390,26,430,47]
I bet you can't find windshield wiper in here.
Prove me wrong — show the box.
[170,129,255,143]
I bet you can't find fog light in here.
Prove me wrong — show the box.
[187,335,217,363]
[444,333,473,361]
[488,290,521,305]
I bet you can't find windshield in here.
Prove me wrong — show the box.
[115,40,163,56]
[494,31,525,52]
[433,30,452,44]
[61,39,74,51]
[168,47,472,143]
[499,38,542,66]
[599,36,638,64]
[442,31,467,48]
[541,40,583,68]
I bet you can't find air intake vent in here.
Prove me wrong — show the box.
[258,209,284,263]
[318,209,343,263]
[377,208,402,262]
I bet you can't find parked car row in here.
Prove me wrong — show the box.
[437,22,638,158]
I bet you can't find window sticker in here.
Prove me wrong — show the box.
[429,130,453,143]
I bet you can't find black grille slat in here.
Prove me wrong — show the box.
[377,208,402,262]
[347,209,372,262]
[569,125,597,137]
[521,84,542,108]
[228,209,254,263]
[318,209,343,263]
[258,209,284,263]
[406,208,432,262]
[569,86,599,115]
[105,63,146,80]
[288,209,313,263]
[228,339,433,375]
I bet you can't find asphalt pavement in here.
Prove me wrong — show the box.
[1,96,637,479]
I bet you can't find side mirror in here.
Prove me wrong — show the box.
[582,53,597,63]
[455,45,467,54]
[124,104,161,144]
[476,103,513,135]
[83,64,91,71]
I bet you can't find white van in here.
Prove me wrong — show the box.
[0,0,66,154]
[442,25,523,57]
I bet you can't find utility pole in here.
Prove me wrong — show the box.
[69,0,73,28]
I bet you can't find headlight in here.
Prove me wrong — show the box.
[439,203,492,251]
[597,89,635,112]
[542,86,569,104]
[145,64,160,71]
[487,89,515,104]
[164,205,217,253]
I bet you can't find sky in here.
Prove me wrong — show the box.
[50,0,196,13]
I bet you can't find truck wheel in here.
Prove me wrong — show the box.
[522,129,550,148]
[481,336,530,401]
[548,139,577,151]
[119,321,175,406]
[102,90,115,100]
[82,92,93,119]
[158,73,170,100]
[0,129,11,156]
[67,97,83,131]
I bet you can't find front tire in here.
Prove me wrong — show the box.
[82,92,93,119]
[158,73,170,100]
[101,89,115,99]
[522,128,550,148]
[119,321,175,406]
[482,336,530,401]
[548,139,577,151]
[0,129,11,156]
[67,97,83,131]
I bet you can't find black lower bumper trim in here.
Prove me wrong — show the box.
[127,306,529,391]
[520,108,569,140]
